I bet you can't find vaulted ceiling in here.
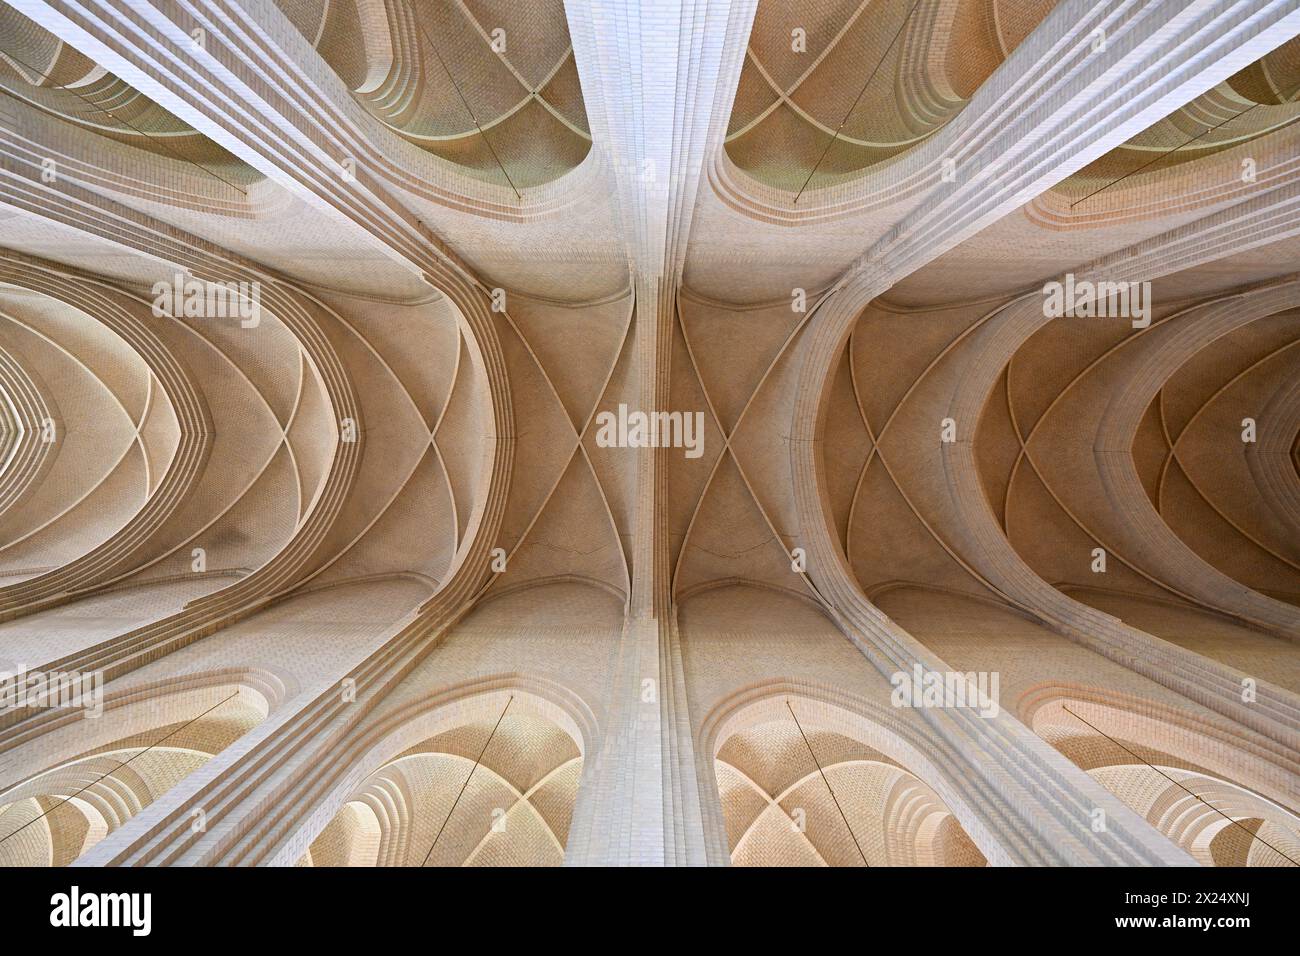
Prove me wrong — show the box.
[0,0,1297,869]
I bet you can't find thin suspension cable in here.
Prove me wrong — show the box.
[420,694,513,866]
[792,0,925,206]
[1061,704,1299,866]
[787,700,869,865]
[1071,79,1300,209]
[1070,109,1260,208]
[0,691,239,848]
[408,14,521,200]
[0,46,247,196]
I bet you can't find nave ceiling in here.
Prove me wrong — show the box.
[0,0,1297,868]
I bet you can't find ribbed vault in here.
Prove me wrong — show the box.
[279,0,591,188]
[1029,693,1300,866]
[717,716,986,866]
[0,680,270,866]
[303,709,582,867]
[0,0,1296,871]
[0,5,257,187]
[725,0,1058,191]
